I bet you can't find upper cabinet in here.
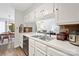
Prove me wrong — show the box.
[35,4,54,19]
[57,3,79,25]
[24,11,36,22]
[24,4,54,22]
[24,3,79,24]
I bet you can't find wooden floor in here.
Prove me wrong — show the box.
[0,44,26,56]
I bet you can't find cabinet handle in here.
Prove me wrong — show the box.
[56,8,59,11]
[33,54,35,56]
[45,55,47,56]
[40,10,44,13]
[53,8,54,12]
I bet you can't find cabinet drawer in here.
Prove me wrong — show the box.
[47,47,69,56]
[35,47,46,56]
[29,39,35,46]
[29,45,35,56]
[35,41,46,52]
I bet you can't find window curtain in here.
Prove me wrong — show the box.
[0,21,5,33]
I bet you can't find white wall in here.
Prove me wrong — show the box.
[15,10,24,48]
[0,4,15,20]
[0,4,15,32]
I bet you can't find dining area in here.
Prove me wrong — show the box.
[0,32,23,56]
[0,32,15,45]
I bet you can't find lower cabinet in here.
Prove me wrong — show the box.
[29,38,35,56]
[47,46,69,56]
[35,41,47,53]
[29,39,69,56]
[29,45,35,56]
[35,47,46,56]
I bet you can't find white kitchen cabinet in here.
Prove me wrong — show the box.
[35,4,54,19]
[29,38,35,46]
[24,11,36,22]
[29,38,69,56]
[24,4,54,22]
[29,38,35,56]
[29,38,46,56]
[35,47,46,56]
[57,3,79,25]
[29,45,35,56]
[35,6,44,18]
[45,4,54,15]
[47,46,69,56]
[29,11,36,22]
[24,14,30,22]
[19,34,23,48]
[29,35,70,56]
[35,41,47,53]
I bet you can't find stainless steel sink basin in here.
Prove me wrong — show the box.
[32,35,42,38]
[31,35,52,42]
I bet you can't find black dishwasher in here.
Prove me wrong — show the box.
[23,35,29,56]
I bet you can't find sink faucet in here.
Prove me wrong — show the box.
[42,30,47,39]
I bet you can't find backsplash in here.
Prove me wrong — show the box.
[60,24,79,33]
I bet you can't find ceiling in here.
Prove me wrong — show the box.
[0,3,42,20]
[11,3,42,12]
[11,3,34,11]
[0,3,40,11]
[0,3,44,12]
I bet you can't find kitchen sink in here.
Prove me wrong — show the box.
[31,35,42,38]
[31,35,52,42]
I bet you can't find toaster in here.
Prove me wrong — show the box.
[69,30,79,46]
[57,32,69,41]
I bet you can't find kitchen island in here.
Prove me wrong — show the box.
[22,32,79,56]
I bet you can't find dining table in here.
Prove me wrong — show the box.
[0,32,14,43]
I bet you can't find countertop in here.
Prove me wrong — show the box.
[22,32,79,56]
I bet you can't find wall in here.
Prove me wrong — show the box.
[15,9,24,48]
[0,4,15,20]
[0,4,15,32]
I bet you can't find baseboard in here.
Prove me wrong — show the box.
[14,44,20,48]
[19,46,28,56]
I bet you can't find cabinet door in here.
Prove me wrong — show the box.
[35,47,46,56]
[24,14,30,22]
[35,41,47,53]
[29,11,36,22]
[19,34,23,48]
[35,7,43,18]
[35,4,50,18]
[29,38,35,56]
[29,45,35,56]
[29,38,35,46]
[57,3,79,25]
[47,46,69,56]
[39,4,53,17]
[46,4,54,15]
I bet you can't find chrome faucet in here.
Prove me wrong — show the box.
[42,30,47,39]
